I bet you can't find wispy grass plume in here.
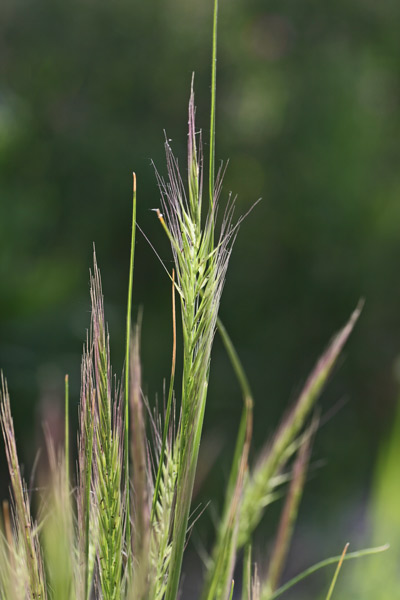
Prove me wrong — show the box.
[156,78,238,600]
[0,2,386,600]
[0,500,27,600]
[266,544,389,600]
[91,255,124,600]
[261,421,315,598]
[40,431,74,600]
[0,375,47,600]
[77,337,96,600]
[237,303,362,549]
[149,440,178,600]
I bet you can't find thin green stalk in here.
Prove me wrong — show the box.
[125,172,137,568]
[216,315,254,509]
[267,544,389,600]
[216,316,252,403]
[65,374,69,491]
[209,0,218,209]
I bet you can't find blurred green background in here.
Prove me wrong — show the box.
[1,0,400,596]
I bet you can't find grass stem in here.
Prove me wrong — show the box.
[65,373,69,493]
[209,0,218,210]
[124,172,137,571]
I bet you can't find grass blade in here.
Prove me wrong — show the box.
[65,374,69,495]
[124,172,137,570]
[265,420,315,595]
[268,544,389,600]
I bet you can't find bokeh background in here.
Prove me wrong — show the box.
[1,0,400,596]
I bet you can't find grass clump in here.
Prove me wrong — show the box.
[0,1,388,599]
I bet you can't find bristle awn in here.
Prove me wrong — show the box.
[325,543,349,600]
[65,374,69,492]
[151,269,176,524]
[129,320,151,598]
[267,544,389,600]
[77,337,96,600]
[124,172,137,570]
[263,419,316,597]
[238,303,363,548]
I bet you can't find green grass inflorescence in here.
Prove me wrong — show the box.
[0,2,388,599]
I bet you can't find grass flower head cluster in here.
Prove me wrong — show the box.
[0,2,388,599]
